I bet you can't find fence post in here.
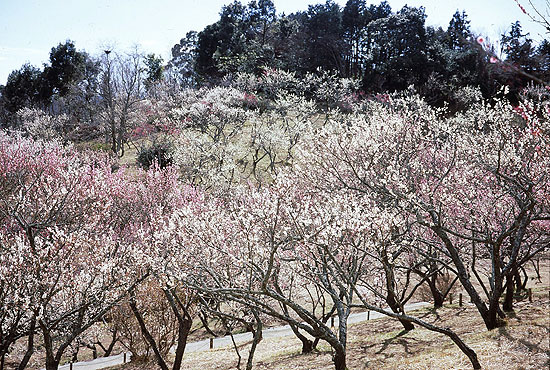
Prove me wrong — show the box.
[528,288,532,302]
[459,293,463,307]
[70,363,73,370]
[367,310,370,320]
[123,352,127,363]
[449,293,453,305]
[210,337,214,349]
[330,316,335,327]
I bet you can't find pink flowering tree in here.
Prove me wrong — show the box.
[109,164,207,370]
[0,134,150,370]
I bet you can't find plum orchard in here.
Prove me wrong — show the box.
[175,89,547,370]
[0,79,548,370]
[0,135,183,370]
[295,94,549,331]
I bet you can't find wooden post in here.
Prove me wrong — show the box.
[209,338,214,349]
[459,293,463,307]
[367,310,370,320]
[449,293,453,305]
[123,352,127,363]
[330,316,335,327]
[528,288,532,302]
[70,363,73,370]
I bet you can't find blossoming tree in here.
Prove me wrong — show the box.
[0,135,150,370]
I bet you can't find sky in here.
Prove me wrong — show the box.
[0,0,548,84]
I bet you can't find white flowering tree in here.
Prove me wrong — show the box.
[296,93,549,331]
[179,182,360,370]
[171,85,317,188]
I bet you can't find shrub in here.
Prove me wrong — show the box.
[136,140,173,169]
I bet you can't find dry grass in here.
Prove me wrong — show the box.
[10,288,549,370]
[170,287,549,370]
[9,259,549,370]
[91,260,550,370]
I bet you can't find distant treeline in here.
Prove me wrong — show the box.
[172,0,549,100]
[1,0,549,124]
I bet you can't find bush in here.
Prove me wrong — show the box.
[136,140,173,169]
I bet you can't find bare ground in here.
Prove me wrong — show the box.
[9,259,549,370]
[110,285,549,370]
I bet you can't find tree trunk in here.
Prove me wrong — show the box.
[129,292,170,370]
[486,291,506,329]
[17,318,36,370]
[86,343,98,359]
[103,329,117,357]
[102,328,118,357]
[396,314,415,331]
[198,311,218,338]
[246,313,263,370]
[503,274,515,312]
[289,324,314,354]
[95,328,117,358]
[431,223,500,330]
[428,278,445,309]
[71,344,80,363]
[45,357,60,370]
[172,314,192,370]
[332,346,346,370]
[41,322,61,370]
[518,266,528,290]
[229,332,242,370]
[302,338,314,353]
[386,296,414,331]
[163,287,195,370]
[382,249,414,331]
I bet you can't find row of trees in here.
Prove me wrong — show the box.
[1,79,548,369]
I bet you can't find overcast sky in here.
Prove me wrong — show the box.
[0,0,547,84]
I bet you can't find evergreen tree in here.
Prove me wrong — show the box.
[501,21,535,71]
[168,31,198,86]
[535,39,550,81]
[1,63,43,115]
[303,0,344,73]
[342,0,366,78]
[363,6,428,92]
[42,40,88,98]
[447,10,471,50]
[195,0,278,78]
[144,53,164,87]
